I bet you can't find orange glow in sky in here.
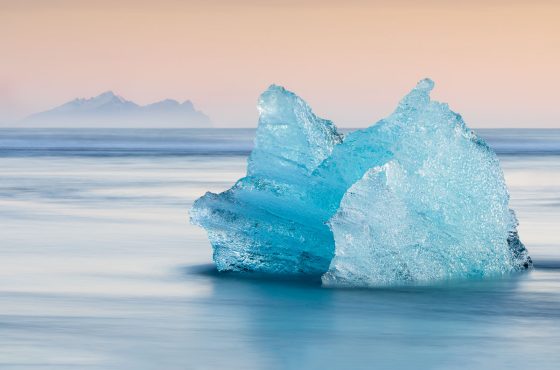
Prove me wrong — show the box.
[1,0,559,127]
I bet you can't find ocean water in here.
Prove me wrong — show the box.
[0,128,559,370]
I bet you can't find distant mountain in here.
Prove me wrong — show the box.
[20,91,211,127]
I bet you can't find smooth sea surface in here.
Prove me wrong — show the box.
[1,128,559,370]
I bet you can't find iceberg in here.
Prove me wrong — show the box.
[190,79,531,287]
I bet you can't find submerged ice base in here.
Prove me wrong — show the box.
[190,79,531,287]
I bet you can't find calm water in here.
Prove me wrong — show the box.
[0,129,559,370]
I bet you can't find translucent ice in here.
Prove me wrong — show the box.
[190,85,342,274]
[190,79,531,286]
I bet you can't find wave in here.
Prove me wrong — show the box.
[1,128,559,157]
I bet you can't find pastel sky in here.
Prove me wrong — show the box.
[1,0,559,127]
